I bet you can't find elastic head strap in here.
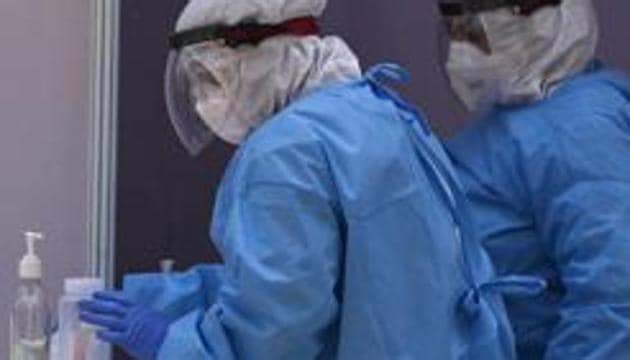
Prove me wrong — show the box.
[438,0,561,16]
[513,0,562,15]
[169,16,320,50]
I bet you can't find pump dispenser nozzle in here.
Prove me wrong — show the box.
[19,231,44,280]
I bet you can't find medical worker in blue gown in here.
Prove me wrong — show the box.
[437,0,630,358]
[78,0,523,359]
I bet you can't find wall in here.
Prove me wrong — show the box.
[0,0,90,356]
[115,0,226,285]
[596,1,630,70]
[323,0,465,135]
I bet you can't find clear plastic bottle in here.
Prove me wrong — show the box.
[10,232,49,360]
[57,278,111,360]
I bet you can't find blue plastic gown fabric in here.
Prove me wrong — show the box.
[125,65,517,360]
[124,265,225,322]
[447,62,630,359]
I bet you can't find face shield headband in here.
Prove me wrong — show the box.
[169,16,320,50]
[438,0,562,16]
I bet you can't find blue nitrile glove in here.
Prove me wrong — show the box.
[79,291,170,360]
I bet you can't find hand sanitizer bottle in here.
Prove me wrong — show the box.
[10,231,49,360]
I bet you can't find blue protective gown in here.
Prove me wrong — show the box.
[125,65,518,360]
[447,62,630,359]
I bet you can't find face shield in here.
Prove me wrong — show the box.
[437,0,562,55]
[164,49,216,156]
[164,18,320,156]
[164,41,241,156]
[436,0,567,110]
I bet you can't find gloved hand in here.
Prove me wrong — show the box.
[79,291,170,360]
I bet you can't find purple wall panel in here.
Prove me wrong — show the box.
[0,0,90,356]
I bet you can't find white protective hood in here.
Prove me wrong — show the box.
[166,0,361,150]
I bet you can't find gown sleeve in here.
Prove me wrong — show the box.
[123,264,225,321]
[158,140,343,360]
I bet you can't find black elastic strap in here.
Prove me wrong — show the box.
[515,0,562,15]
[438,0,562,16]
[169,26,223,49]
[439,0,512,15]
[169,17,320,50]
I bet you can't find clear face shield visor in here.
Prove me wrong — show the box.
[437,0,562,55]
[164,18,321,156]
[436,0,564,110]
[164,24,253,156]
[164,49,217,156]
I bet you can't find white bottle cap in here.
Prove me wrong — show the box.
[64,278,105,297]
[160,258,176,274]
[19,231,43,280]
